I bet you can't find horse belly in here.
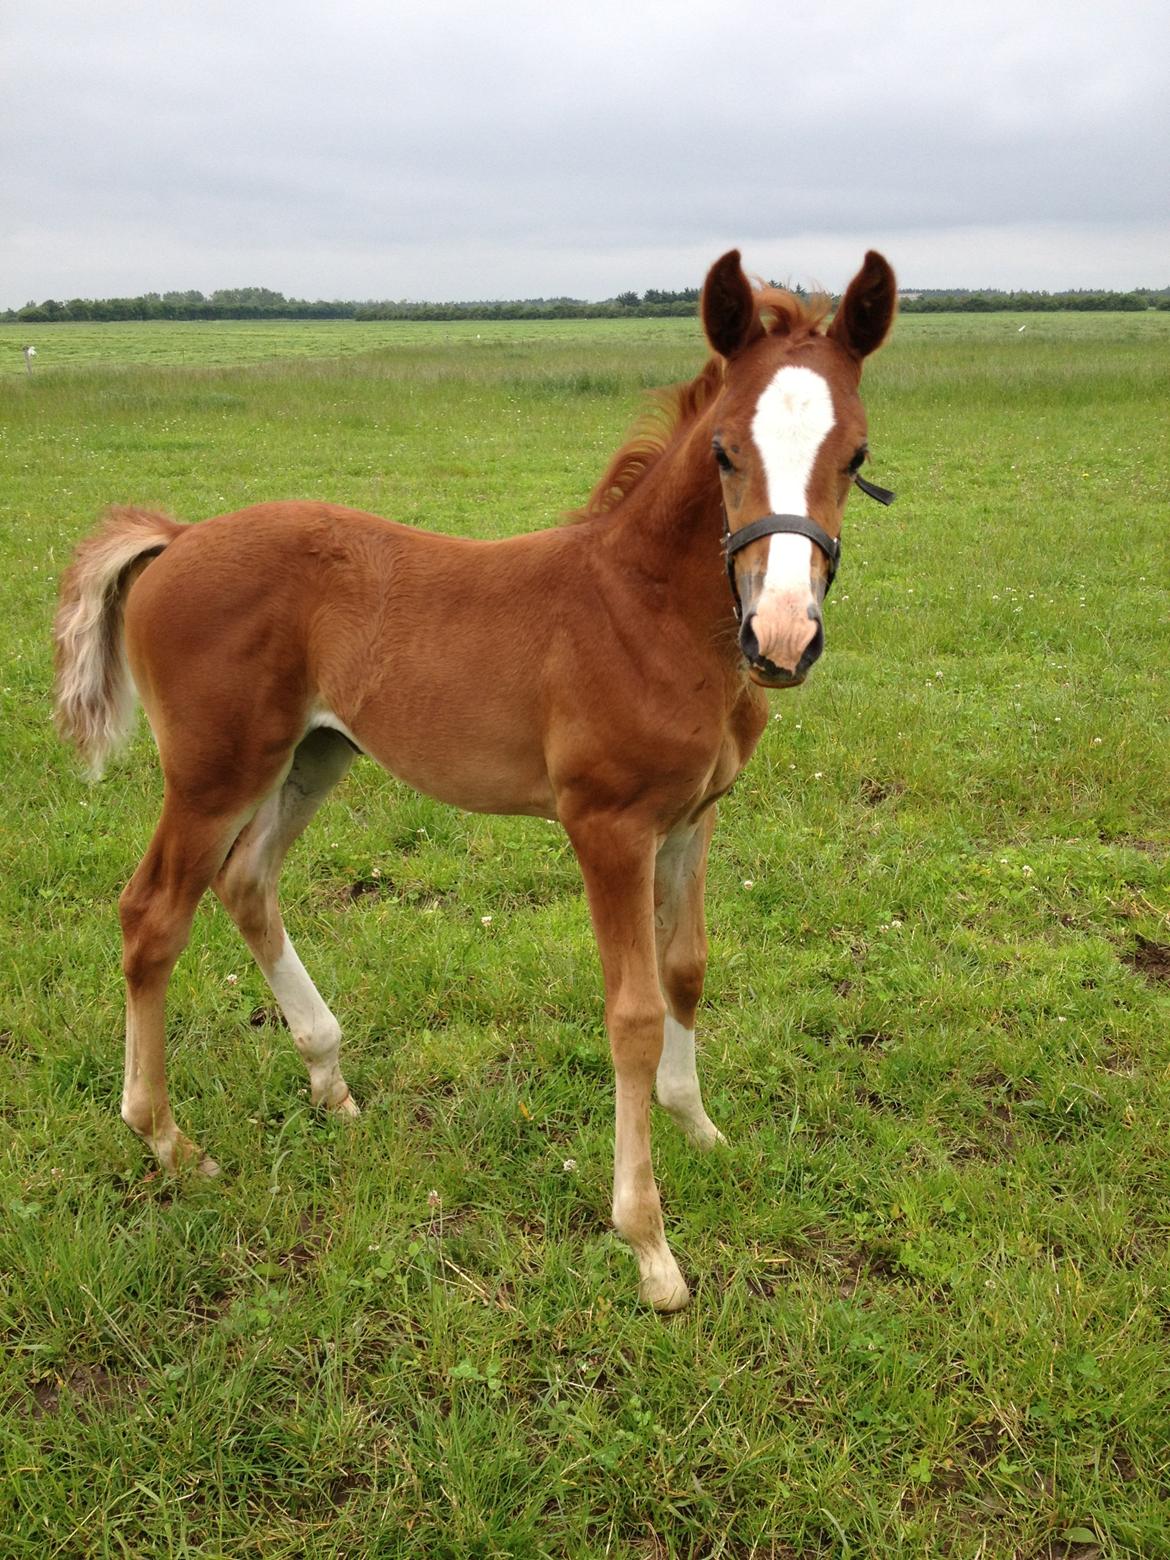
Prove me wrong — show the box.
[344,689,557,819]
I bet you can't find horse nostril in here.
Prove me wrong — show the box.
[797,616,824,675]
[739,613,760,663]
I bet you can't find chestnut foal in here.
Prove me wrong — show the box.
[55,248,896,1309]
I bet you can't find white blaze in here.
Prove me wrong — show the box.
[750,365,836,596]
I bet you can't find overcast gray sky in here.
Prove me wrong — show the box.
[2,0,1167,306]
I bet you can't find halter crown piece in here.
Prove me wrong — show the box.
[722,472,896,623]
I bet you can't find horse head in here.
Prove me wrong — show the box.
[702,248,897,687]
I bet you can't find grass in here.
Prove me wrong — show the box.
[1,311,1168,1557]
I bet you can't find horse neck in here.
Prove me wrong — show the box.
[602,404,733,627]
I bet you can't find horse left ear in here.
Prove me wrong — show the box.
[702,249,764,359]
[827,250,897,361]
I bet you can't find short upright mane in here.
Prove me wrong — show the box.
[574,284,830,521]
[571,358,723,521]
[755,284,831,338]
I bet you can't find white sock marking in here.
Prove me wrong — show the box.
[269,934,349,1107]
[656,1016,724,1146]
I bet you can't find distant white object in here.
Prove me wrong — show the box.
[1018,325,1026,332]
[23,344,36,373]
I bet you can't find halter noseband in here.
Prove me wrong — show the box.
[722,472,896,623]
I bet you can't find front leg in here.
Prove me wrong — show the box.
[567,810,689,1312]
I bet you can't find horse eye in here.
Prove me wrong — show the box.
[713,441,734,473]
[846,446,868,475]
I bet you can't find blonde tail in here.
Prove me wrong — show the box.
[53,507,185,778]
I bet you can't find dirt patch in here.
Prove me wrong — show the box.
[279,1207,330,1272]
[858,776,902,807]
[249,1005,285,1028]
[849,1030,895,1049]
[1124,936,1170,985]
[23,1364,146,1420]
[743,1272,782,1300]
[339,876,389,905]
[1099,1035,1137,1076]
[958,1419,1007,1469]
[186,1289,233,1324]
[1115,837,1165,858]
[854,1086,910,1117]
[837,1243,900,1297]
[319,1470,372,1511]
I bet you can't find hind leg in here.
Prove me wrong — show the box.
[120,794,248,1174]
[213,728,358,1115]
[654,810,725,1148]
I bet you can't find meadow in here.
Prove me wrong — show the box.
[1,307,1168,1558]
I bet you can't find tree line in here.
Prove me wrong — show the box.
[3,285,703,324]
[899,288,1167,312]
[5,283,1167,325]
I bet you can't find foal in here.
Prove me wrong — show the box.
[54,247,896,1309]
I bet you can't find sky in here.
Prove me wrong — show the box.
[1,0,1167,307]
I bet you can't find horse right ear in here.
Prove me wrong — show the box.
[702,250,763,359]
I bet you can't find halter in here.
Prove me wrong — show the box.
[722,472,896,623]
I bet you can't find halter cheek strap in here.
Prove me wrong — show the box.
[721,472,896,623]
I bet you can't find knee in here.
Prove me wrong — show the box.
[607,988,666,1043]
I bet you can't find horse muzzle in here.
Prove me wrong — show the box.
[739,597,824,687]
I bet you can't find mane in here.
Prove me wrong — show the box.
[570,357,723,521]
[572,284,831,521]
[754,283,832,337]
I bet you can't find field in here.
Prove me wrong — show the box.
[1,309,1168,1557]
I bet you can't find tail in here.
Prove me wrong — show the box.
[53,507,186,778]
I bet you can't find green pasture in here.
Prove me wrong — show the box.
[1,311,1168,1557]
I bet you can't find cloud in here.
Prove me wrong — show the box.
[2,0,1167,302]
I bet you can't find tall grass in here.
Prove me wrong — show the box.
[1,313,1168,1556]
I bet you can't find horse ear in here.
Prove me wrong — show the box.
[702,249,763,359]
[827,250,897,361]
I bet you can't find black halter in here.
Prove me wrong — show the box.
[722,472,896,623]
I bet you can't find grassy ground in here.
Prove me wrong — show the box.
[1,312,1168,1557]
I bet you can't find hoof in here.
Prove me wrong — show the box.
[687,1120,728,1150]
[661,1100,728,1150]
[634,1246,691,1312]
[640,1272,691,1312]
[131,1117,215,1178]
[316,1079,360,1117]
